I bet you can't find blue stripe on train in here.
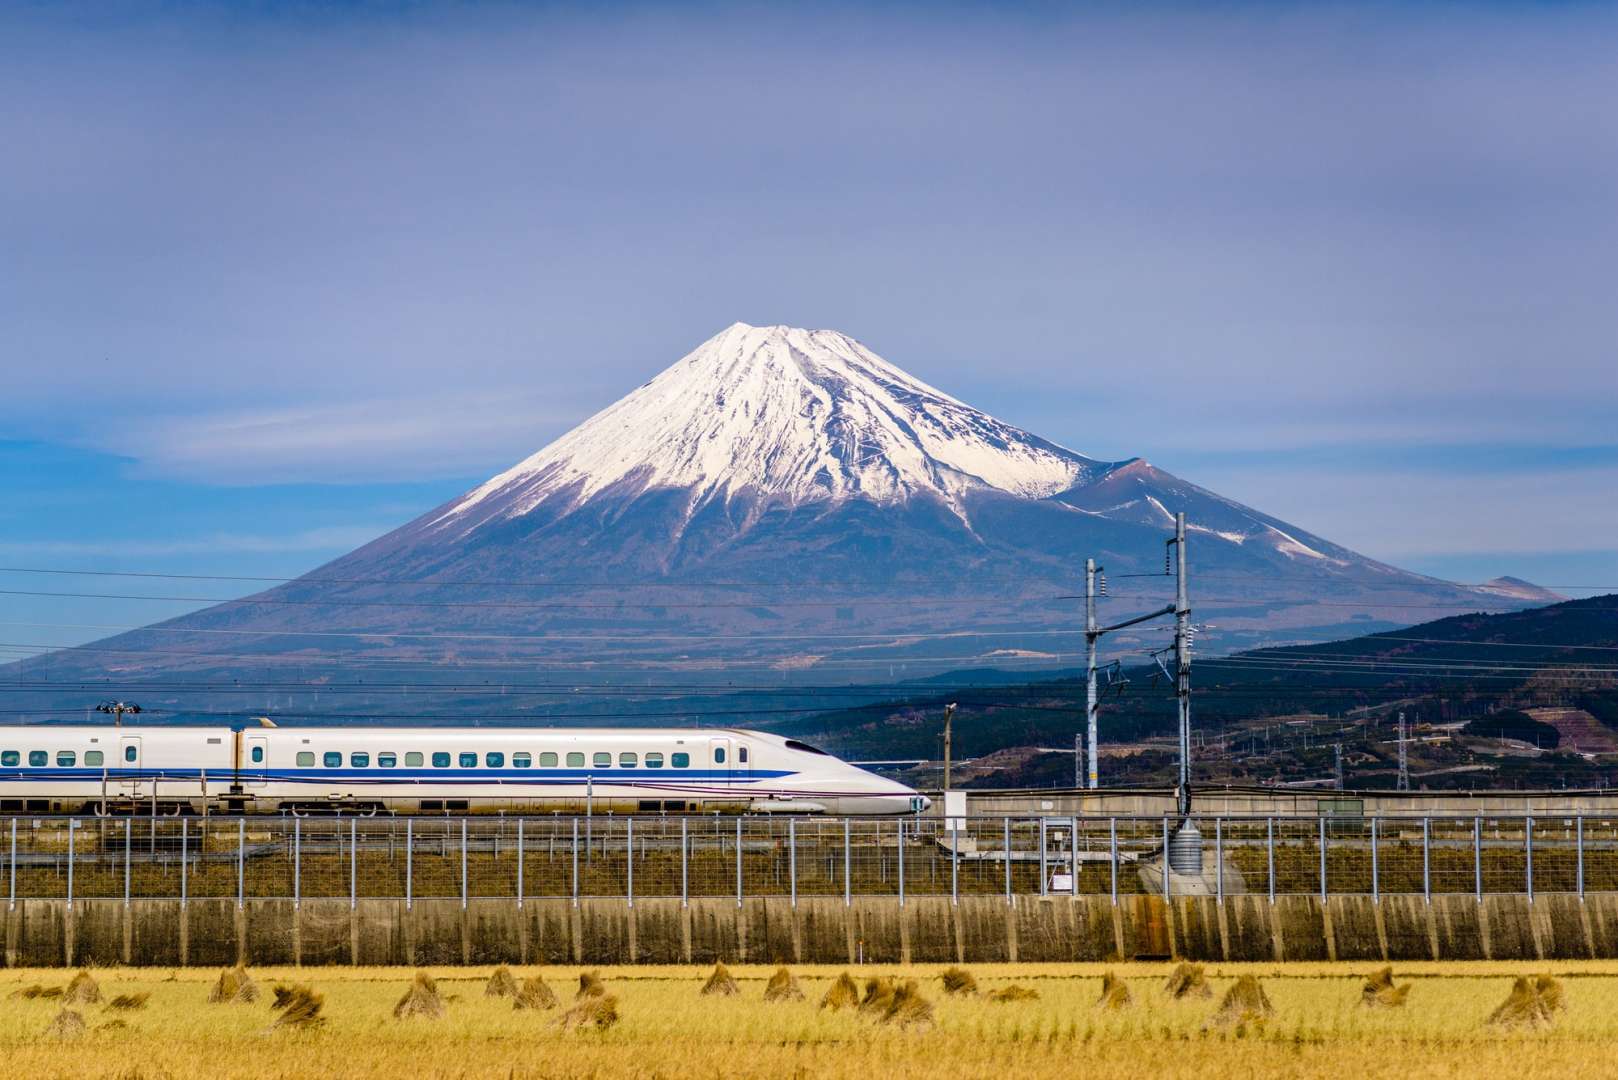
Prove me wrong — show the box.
[0,767,790,784]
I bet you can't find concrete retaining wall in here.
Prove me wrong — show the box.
[9,893,1618,967]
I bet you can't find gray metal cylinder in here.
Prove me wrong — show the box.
[1167,820,1204,876]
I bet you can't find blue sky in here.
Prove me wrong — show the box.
[2,1,1616,647]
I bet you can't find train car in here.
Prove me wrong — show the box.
[0,725,928,816]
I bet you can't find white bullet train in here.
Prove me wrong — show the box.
[0,725,929,816]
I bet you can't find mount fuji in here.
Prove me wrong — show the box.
[6,323,1558,715]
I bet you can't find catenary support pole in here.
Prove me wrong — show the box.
[1085,557,1098,789]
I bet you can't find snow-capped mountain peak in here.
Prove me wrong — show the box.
[437,322,1103,527]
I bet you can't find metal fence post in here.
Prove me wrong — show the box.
[1473,816,1482,901]
[180,817,187,908]
[1109,817,1118,905]
[896,818,905,907]
[1266,817,1275,903]
[950,817,959,906]
[1421,817,1430,904]
[789,818,797,908]
[572,818,580,906]
[1069,816,1079,894]
[1163,817,1172,900]
[1318,816,1327,902]
[67,819,75,910]
[349,818,357,910]
[1005,817,1014,905]
[293,817,301,909]
[460,819,468,910]
[1577,816,1585,901]
[8,818,15,911]
[1525,816,1534,904]
[1214,818,1223,903]
[679,817,688,907]
[516,818,525,909]
[843,818,851,907]
[405,818,413,911]
[736,817,743,908]
[1039,818,1048,896]
[1370,817,1379,904]
[626,818,634,908]
[123,818,130,907]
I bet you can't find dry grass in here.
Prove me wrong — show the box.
[764,967,805,1003]
[393,972,448,1021]
[3,963,1618,1078]
[266,985,325,1032]
[576,971,607,1000]
[1209,975,1275,1032]
[513,976,558,1011]
[208,966,259,1004]
[985,985,1039,1003]
[1164,962,1212,1000]
[1097,971,1132,1010]
[557,993,619,1031]
[11,984,62,1000]
[857,976,896,1016]
[940,967,978,996]
[107,992,150,1011]
[1488,975,1564,1030]
[1361,967,1410,1008]
[43,1007,87,1041]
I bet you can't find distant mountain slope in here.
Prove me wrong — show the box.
[2,322,1553,716]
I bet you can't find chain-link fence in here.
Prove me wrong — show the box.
[3,814,1615,904]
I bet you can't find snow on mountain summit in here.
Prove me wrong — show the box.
[437,322,1104,527]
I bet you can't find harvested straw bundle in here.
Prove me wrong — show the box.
[557,993,619,1031]
[266,986,326,1032]
[1097,972,1132,1011]
[577,971,607,1000]
[764,967,805,1003]
[1535,975,1566,1014]
[1361,967,1411,1008]
[1164,963,1212,1000]
[107,992,150,1011]
[12,984,62,1000]
[701,962,740,996]
[1488,976,1559,1030]
[940,967,978,996]
[484,966,519,998]
[514,976,559,1011]
[858,977,897,1016]
[1209,975,1274,1029]
[820,972,860,1011]
[64,971,103,1006]
[878,981,934,1030]
[44,1008,87,1041]
[394,971,448,1021]
[209,965,260,1004]
[987,985,1040,1003]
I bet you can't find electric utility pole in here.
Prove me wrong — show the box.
[1083,558,1098,789]
[1334,743,1344,791]
[942,702,957,791]
[1171,512,1192,819]
[1396,711,1410,792]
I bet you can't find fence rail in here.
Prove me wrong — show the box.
[2,814,1613,906]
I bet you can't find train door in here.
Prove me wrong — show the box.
[119,735,143,799]
[708,737,732,786]
[244,735,269,788]
[735,740,751,785]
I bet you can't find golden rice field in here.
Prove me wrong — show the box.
[5,961,1618,1079]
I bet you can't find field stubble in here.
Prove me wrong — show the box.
[3,962,1618,1079]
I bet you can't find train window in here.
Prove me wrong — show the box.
[351,752,370,768]
[593,752,612,768]
[566,752,584,767]
[738,747,748,764]
[29,751,46,767]
[323,752,341,768]
[619,752,637,767]
[378,753,396,768]
[538,752,557,767]
[713,747,726,764]
[57,751,76,767]
[85,750,104,767]
[125,745,137,763]
[512,753,530,768]
[251,746,265,764]
[405,752,423,767]
[645,752,664,768]
[671,752,689,768]
[486,752,504,768]
[0,751,16,766]
[459,752,477,768]
[432,752,450,768]
[296,752,315,767]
